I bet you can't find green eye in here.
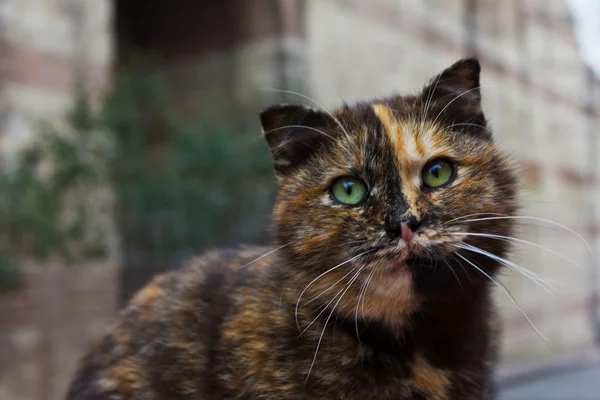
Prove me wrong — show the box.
[422,159,455,189]
[330,177,368,205]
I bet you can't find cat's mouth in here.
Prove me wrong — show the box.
[360,242,445,276]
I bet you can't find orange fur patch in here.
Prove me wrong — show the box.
[334,271,419,326]
[372,104,404,155]
[411,354,451,399]
[372,103,468,222]
[102,357,146,394]
[372,103,424,217]
[132,285,163,305]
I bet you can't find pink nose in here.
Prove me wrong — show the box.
[401,222,413,244]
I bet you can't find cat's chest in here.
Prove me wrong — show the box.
[303,337,451,399]
[242,353,453,400]
[222,291,487,399]
[222,320,483,400]
[244,334,451,399]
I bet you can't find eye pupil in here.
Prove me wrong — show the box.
[431,165,441,178]
[343,182,353,195]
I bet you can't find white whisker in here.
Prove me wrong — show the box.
[457,243,559,294]
[444,258,463,289]
[295,250,372,331]
[445,212,506,224]
[355,267,376,342]
[451,253,473,284]
[299,285,344,338]
[263,124,335,140]
[237,243,290,270]
[421,72,444,132]
[449,232,582,269]
[432,86,482,127]
[361,269,377,324]
[303,263,363,307]
[446,122,488,131]
[453,252,548,343]
[305,265,365,382]
[261,88,353,141]
[456,216,595,260]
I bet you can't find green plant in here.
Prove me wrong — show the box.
[1,96,111,259]
[0,71,276,291]
[0,254,23,293]
[104,72,275,261]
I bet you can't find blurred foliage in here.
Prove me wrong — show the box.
[0,71,275,291]
[0,255,23,293]
[106,72,275,260]
[1,96,112,264]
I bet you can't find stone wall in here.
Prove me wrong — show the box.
[0,2,114,400]
[0,262,118,400]
[0,0,112,169]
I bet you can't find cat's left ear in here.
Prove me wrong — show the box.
[420,58,487,133]
[260,104,335,177]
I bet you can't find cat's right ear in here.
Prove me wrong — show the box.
[260,104,334,177]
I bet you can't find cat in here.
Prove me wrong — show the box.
[66,58,517,400]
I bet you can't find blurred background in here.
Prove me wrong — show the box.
[0,1,599,399]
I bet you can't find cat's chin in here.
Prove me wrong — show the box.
[386,255,435,276]
[388,261,409,276]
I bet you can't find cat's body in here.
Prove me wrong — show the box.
[67,59,517,400]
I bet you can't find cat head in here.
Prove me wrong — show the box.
[260,59,518,317]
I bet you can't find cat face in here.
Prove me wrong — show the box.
[261,59,518,305]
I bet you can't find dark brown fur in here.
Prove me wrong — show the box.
[66,59,518,399]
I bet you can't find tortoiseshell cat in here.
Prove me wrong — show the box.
[67,59,517,399]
